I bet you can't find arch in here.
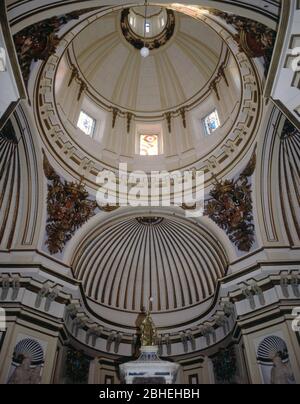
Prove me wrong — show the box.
[255,105,300,247]
[0,104,44,250]
[257,336,289,364]
[69,210,229,313]
[13,338,45,366]
[7,1,280,35]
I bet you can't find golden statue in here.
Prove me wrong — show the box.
[140,310,157,347]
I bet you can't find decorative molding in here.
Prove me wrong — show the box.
[77,81,87,101]
[126,112,133,133]
[165,112,172,133]
[209,80,220,100]
[86,326,103,347]
[179,107,187,129]
[279,119,300,245]
[13,10,97,84]
[0,120,20,249]
[43,151,97,255]
[112,108,120,129]
[218,62,229,87]
[2,268,299,357]
[35,8,260,190]
[66,43,230,119]
[35,282,61,311]
[120,8,175,51]
[0,274,21,301]
[212,10,277,75]
[67,64,88,101]
[67,64,79,87]
[205,153,256,252]
[209,62,230,101]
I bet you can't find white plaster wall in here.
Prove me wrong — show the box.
[0,26,19,120]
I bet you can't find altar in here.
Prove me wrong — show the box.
[120,309,180,384]
[120,345,180,384]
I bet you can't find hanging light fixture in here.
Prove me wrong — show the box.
[140,1,150,58]
[140,46,150,58]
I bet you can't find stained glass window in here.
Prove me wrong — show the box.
[77,111,96,137]
[140,134,159,156]
[204,110,220,135]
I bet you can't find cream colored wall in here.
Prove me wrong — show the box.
[180,357,215,384]
[255,103,300,249]
[89,358,120,384]
[266,0,300,130]
[0,26,19,120]
[0,0,299,384]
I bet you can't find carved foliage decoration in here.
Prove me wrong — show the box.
[212,11,276,74]
[205,154,256,252]
[43,152,97,255]
[14,10,99,84]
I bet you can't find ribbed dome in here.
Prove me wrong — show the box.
[72,216,228,313]
[71,9,223,113]
[257,336,289,363]
[13,339,44,365]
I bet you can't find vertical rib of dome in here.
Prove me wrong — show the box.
[72,216,228,312]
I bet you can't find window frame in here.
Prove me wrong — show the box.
[203,109,220,136]
[139,133,159,156]
[77,110,96,137]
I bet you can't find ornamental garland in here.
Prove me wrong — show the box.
[43,152,97,255]
[205,153,256,252]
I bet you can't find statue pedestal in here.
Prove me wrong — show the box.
[120,346,180,384]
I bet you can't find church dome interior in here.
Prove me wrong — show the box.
[72,215,227,315]
[53,7,242,172]
[0,0,299,387]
